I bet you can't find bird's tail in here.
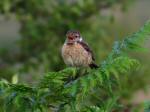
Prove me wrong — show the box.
[89,63,99,69]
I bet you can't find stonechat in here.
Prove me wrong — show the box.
[61,30,98,69]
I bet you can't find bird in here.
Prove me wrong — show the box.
[61,30,98,69]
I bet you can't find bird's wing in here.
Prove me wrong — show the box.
[77,41,95,61]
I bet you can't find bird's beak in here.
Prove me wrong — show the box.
[67,36,75,44]
[68,36,74,40]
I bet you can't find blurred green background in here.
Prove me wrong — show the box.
[0,0,150,111]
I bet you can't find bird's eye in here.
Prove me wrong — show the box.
[75,36,78,38]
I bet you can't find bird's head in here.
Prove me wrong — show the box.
[66,30,82,44]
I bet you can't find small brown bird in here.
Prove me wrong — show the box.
[61,30,98,69]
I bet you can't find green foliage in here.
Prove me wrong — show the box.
[0,0,132,73]
[144,101,150,112]
[0,21,150,112]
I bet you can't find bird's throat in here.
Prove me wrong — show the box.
[67,42,75,45]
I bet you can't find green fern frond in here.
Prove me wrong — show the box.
[66,57,139,98]
[144,101,150,112]
[86,106,104,112]
[124,21,150,50]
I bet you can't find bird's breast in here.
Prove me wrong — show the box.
[61,43,92,67]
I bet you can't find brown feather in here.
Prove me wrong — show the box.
[77,41,95,61]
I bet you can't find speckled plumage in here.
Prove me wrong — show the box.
[62,42,93,67]
[61,30,98,68]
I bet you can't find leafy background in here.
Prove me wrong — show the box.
[0,0,150,112]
